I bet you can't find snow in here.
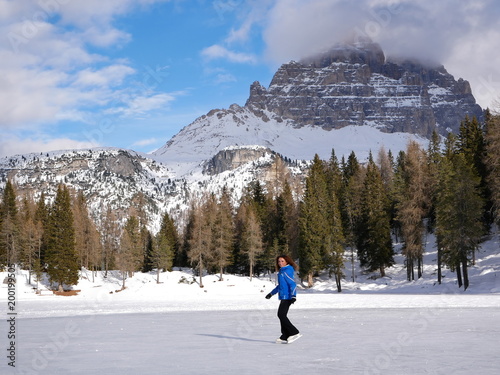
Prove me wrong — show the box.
[152,106,428,178]
[2,232,500,374]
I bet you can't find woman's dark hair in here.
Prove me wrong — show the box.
[276,255,298,271]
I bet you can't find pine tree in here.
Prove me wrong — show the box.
[73,191,102,276]
[152,212,177,283]
[0,180,20,266]
[186,201,212,288]
[212,187,234,281]
[325,150,345,292]
[18,196,43,285]
[299,155,329,287]
[427,131,443,282]
[101,207,120,277]
[280,181,299,259]
[240,181,273,275]
[357,155,394,277]
[260,193,285,275]
[484,111,500,226]
[45,184,79,292]
[427,131,442,230]
[458,116,490,228]
[240,205,263,281]
[35,192,49,268]
[117,215,143,288]
[340,152,364,282]
[436,153,484,290]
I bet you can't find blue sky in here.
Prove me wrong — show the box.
[1,0,500,158]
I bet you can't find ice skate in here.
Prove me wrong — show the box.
[286,333,302,344]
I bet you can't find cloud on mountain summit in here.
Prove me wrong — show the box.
[259,0,500,108]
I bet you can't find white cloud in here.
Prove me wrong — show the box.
[201,44,257,64]
[132,138,159,147]
[106,92,180,117]
[0,0,174,132]
[261,0,500,108]
[0,136,98,159]
[73,65,136,88]
[214,73,237,84]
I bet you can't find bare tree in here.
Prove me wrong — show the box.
[395,141,430,280]
[187,200,212,288]
[240,206,263,281]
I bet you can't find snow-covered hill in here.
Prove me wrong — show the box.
[151,104,428,177]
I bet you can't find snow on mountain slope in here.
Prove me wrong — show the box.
[152,104,428,177]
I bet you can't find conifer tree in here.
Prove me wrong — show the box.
[45,184,79,291]
[0,180,20,266]
[233,202,248,274]
[242,180,273,274]
[435,153,484,290]
[357,155,394,277]
[458,116,487,181]
[280,181,299,259]
[101,207,120,277]
[394,141,430,281]
[152,211,178,283]
[299,155,329,287]
[261,192,285,274]
[427,131,443,282]
[377,147,395,195]
[35,192,49,268]
[458,116,490,228]
[325,150,345,292]
[240,205,263,281]
[19,196,43,284]
[427,131,442,230]
[186,201,212,288]
[142,231,154,273]
[73,191,102,275]
[484,111,500,226]
[117,215,143,288]
[212,187,234,281]
[340,152,364,282]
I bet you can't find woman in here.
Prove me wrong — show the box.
[265,255,301,344]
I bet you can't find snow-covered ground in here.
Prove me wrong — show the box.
[2,232,500,374]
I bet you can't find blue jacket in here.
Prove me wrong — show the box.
[270,264,297,300]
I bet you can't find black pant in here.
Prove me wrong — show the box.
[277,299,299,340]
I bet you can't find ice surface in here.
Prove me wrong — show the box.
[2,232,499,374]
[8,308,500,375]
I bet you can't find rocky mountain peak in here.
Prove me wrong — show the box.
[246,42,482,137]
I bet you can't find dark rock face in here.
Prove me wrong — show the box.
[246,42,482,137]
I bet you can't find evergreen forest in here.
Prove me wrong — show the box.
[1,113,500,292]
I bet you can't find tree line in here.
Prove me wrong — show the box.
[1,113,499,291]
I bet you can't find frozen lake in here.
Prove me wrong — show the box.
[10,306,500,375]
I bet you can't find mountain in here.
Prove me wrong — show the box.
[0,146,305,230]
[247,40,482,136]
[0,41,484,229]
[153,40,481,174]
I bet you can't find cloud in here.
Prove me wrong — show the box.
[201,44,257,64]
[0,136,98,159]
[261,0,500,108]
[214,73,237,84]
[106,92,180,117]
[131,138,159,147]
[0,0,174,130]
[73,65,136,88]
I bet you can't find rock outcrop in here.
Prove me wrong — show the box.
[204,146,272,175]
